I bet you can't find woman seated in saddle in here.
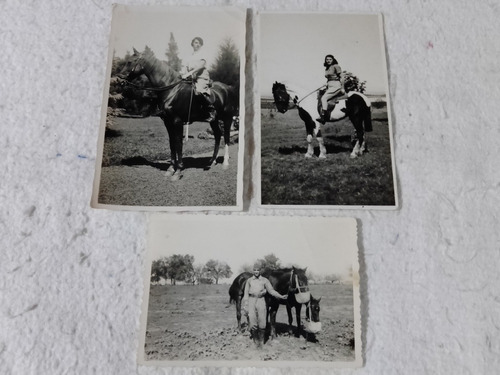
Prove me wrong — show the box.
[319,54,347,122]
[180,37,216,122]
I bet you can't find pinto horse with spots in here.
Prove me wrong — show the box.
[272,81,372,159]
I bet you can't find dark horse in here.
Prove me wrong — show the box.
[120,48,239,180]
[272,81,372,159]
[228,267,321,340]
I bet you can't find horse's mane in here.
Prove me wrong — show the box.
[266,266,307,279]
[138,47,181,84]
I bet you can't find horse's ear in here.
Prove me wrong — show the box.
[317,297,321,302]
[133,47,139,54]
[304,267,307,272]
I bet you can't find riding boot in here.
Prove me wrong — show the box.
[255,328,264,349]
[202,93,217,122]
[258,328,266,348]
[251,328,260,347]
[316,110,326,124]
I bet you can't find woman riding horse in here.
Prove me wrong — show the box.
[122,48,238,179]
[319,54,346,122]
[180,37,216,122]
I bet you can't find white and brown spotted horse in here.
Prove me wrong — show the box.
[272,81,372,159]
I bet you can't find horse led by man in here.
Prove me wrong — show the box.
[272,81,372,159]
[228,267,321,341]
[119,48,239,180]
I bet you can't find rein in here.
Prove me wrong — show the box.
[294,86,324,106]
[120,77,184,92]
[288,271,308,294]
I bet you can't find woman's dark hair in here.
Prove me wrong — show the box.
[324,54,338,67]
[191,37,204,47]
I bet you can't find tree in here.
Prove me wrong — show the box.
[166,254,194,285]
[150,257,168,284]
[255,253,281,270]
[210,38,240,89]
[204,259,233,285]
[192,264,206,285]
[165,32,182,72]
[343,71,367,93]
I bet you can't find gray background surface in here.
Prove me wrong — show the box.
[1,1,499,374]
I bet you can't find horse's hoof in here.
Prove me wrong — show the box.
[222,163,229,170]
[170,170,182,181]
[165,167,175,177]
[305,153,313,159]
[318,154,327,159]
[350,152,358,159]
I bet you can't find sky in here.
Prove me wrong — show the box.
[109,5,246,67]
[147,215,359,283]
[259,13,389,96]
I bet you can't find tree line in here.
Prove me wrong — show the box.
[150,253,349,286]
[150,255,232,285]
[108,33,240,118]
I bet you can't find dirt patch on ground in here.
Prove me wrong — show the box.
[143,284,356,364]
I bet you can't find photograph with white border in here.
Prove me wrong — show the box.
[138,215,362,368]
[258,12,397,209]
[91,5,246,211]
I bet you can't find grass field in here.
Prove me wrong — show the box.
[96,116,239,207]
[260,102,396,206]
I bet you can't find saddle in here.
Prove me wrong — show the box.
[317,89,344,122]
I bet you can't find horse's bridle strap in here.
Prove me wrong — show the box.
[121,78,183,92]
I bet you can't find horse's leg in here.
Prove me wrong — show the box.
[171,117,184,180]
[222,117,232,169]
[236,296,242,330]
[206,119,222,170]
[295,304,302,337]
[349,116,364,159]
[286,304,294,335]
[269,304,278,340]
[315,124,327,159]
[360,107,371,154]
[163,117,177,177]
[305,134,314,158]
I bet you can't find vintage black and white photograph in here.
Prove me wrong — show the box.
[138,215,361,367]
[259,13,397,208]
[91,5,245,211]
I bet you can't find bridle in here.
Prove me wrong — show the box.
[274,84,324,110]
[288,268,309,294]
[120,57,185,92]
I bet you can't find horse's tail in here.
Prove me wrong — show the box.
[228,283,238,304]
[364,105,373,132]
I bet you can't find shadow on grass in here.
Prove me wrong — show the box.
[278,142,352,156]
[121,155,225,171]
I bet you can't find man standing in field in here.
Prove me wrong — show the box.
[243,265,287,348]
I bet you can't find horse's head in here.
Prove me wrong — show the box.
[272,81,290,113]
[115,48,145,81]
[124,48,147,81]
[304,294,322,334]
[308,295,321,323]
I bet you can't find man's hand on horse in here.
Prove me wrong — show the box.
[181,71,193,80]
